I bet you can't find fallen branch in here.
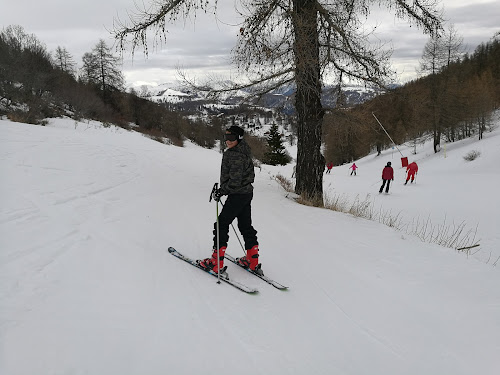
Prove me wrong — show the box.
[456,244,480,251]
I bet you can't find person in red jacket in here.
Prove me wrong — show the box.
[350,163,358,176]
[379,161,394,194]
[326,162,333,174]
[405,161,418,184]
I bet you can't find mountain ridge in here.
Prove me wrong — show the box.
[137,82,390,113]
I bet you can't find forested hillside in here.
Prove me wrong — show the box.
[2,25,499,168]
[324,37,500,165]
[0,25,220,147]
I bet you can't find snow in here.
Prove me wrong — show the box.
[150,88,194,103]
[1,115,499,375]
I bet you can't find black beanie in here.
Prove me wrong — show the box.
[387,161,391,166]
[227,125,244,139]
[226,125,245,137]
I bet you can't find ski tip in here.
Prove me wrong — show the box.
[249,290,259,294]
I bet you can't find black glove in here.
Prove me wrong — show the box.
[213,188,223,202]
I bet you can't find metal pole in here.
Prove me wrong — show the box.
[216,199,220,284]
[220,200,246,255]
[372,112,404,157]
[209,183,221,284]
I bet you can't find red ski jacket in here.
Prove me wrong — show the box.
[406,162,418,174]
[382,166,394,180]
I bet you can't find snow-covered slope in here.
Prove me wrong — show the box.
[1,117,499,375]
[276,110,500,265]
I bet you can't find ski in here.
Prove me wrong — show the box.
[225,253,289,290]
[168,247,258,294]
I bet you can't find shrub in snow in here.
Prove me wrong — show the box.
[463,150,481,161]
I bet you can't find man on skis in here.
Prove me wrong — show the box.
[199,126,262,275]
[405,161,418,184]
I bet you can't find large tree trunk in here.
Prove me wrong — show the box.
[292,0,325,203]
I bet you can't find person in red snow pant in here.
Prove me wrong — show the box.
[405,162,418,184]
[379,161,394,193]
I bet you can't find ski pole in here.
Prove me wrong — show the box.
[219,200,246,255]
[209,183,221,284]
[216,198,220,284]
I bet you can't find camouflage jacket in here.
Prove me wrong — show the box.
[219,139,254,195]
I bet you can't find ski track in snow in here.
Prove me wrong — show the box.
[1,117,500,375]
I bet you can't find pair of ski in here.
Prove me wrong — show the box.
[168,247,288,294]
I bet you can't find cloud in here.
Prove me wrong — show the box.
[444,1,499,48]
[1,0,497,87]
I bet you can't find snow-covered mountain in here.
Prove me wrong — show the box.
[139,81,385,112]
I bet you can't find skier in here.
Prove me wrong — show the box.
[199,125,262,274]
[379,161,394,194]
[350,163,358,176]
[405,161,418,184]
[326,162,333,174]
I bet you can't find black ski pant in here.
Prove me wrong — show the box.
[214,193,258,250]
[379,179,391,193]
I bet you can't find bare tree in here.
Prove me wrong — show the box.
[419,24,464,152]
[442,24,464,68]
[419,36,444,75]
[1,25,45,54]
[113,0,442,202]
[0,25,53,101]
[80,40,124,99]
[80,52,99,85]
[54,46,76,77]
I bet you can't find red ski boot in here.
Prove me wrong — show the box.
[199,247,227,273]
[237,245,263,275]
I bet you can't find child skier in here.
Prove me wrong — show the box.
[350,163,358,176]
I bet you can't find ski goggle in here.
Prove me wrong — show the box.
[224,133,239,141]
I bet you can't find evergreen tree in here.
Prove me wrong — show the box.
[264,124,290,166]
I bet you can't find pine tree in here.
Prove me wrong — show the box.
[264,124,290,166]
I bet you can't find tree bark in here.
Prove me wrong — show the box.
[292,0,325,203]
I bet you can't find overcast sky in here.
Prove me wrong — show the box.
[1,0,498,88]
